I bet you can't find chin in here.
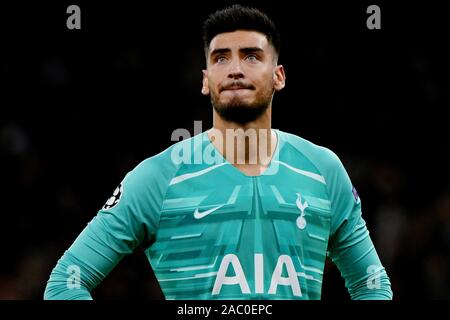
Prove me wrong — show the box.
[221,97,255,108]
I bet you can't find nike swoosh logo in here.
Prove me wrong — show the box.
[193,205,224,219]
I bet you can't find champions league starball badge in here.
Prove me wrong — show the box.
[102,183,123,210]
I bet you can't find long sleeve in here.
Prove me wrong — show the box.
[43,218,128,300]
[325,151,393,300]
[44,154,173,299]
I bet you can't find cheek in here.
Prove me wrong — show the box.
[208,67,225,83]
[254,73,275,92]
[252,66,274,82]
[207,74,220,90]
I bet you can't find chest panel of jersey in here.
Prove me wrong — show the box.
[146,159,331,300]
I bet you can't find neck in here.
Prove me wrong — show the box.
[208,105,277,173]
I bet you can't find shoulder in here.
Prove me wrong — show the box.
[279,130,346,183]
[124,132,205,187]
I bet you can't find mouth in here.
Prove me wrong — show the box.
[221,85,254,92]
[223,87,250,91]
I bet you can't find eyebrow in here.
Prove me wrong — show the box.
[210,47,264,57]
[210,48,231,57]
[239,47,264,55]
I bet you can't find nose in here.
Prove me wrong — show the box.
[227,59,244,79]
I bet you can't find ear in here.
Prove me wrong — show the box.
[273,65,286,91]
[201,70,210,95]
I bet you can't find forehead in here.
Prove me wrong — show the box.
[208,30,270,54]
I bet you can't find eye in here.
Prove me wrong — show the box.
[216,56,228,64]
[245,54,258,62]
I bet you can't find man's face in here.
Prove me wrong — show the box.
[202,30,285,124]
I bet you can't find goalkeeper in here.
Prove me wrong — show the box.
[44,5,392,300]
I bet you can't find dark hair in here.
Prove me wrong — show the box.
[203,4,280,58]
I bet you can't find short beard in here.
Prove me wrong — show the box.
[211,93,273,125]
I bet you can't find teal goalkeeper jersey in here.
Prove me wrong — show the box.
[44,129,392,300]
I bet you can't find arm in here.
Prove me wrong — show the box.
[43,217,128,300]
[44,158,168,300]
[325,152,393,300]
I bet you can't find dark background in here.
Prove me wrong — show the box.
[1,0,449,299]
